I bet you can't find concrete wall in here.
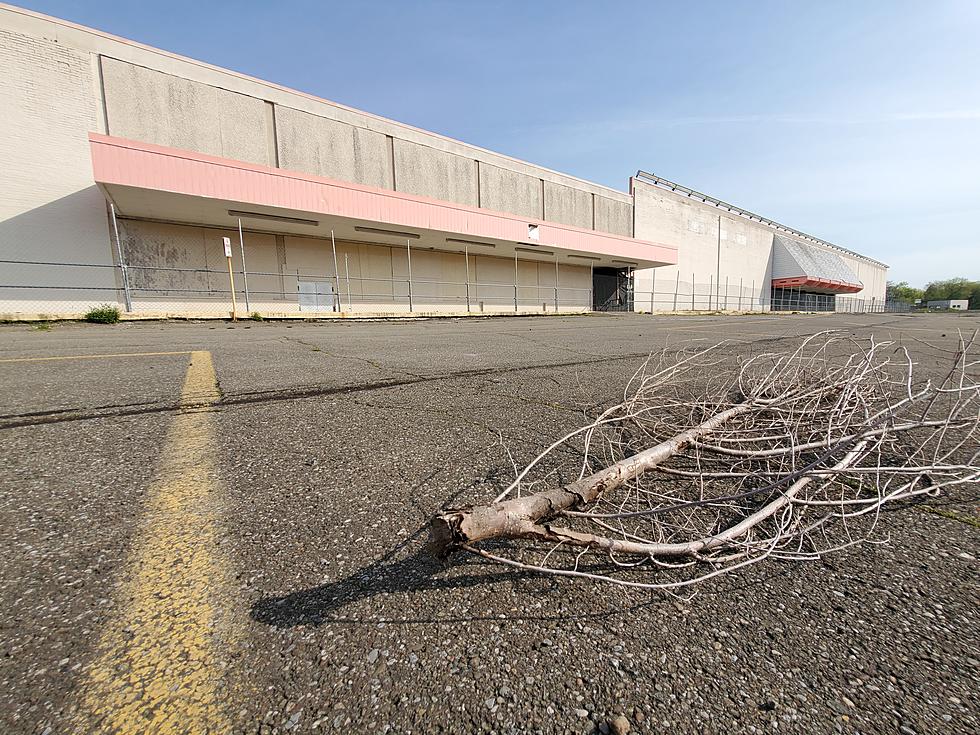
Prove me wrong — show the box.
[391,139,479,207]
[0,25,116,314]
[101,57,273,166]
[274,105,392,189]
[594,196,633,238]
[839,252,887,307]
[632,179,887,311]
[544,182,593,230]
[632,179,774,310]
[478,164,542,220]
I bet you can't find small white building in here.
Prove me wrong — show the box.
[927,300,969,310]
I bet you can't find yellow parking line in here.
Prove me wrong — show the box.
[77,351,233,733]
[0,350,191,364]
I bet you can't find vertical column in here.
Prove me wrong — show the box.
[344,253,352,311]
[554,254,559,313]
[514,251,519,313]
[110,204,133,313]
[406,239,414,313]
[238,218,250,313]
[330,231,341,312]
[464,246,471,313]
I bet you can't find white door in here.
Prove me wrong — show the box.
[297,280,336,311]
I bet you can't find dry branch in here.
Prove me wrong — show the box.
[430,331,980,589]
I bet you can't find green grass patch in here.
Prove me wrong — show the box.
[84,304,121,324]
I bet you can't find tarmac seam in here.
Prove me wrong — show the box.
[0,334,801,430]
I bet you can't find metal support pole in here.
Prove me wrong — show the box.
[554,254,559,313]
[589,260,594,311]
[238,218,250,313]
[344,253,352,312]
[110,203,133,312]
[691,272,695,311]
[406,239,414,312]
[464,245,471,313]
[708,274,713,310]
[738,277,743,311]
[724,275,729,310]
[330,230,341,313]
[226,251,238,321]
[752,279,757,311]
[650,268,656,313]
[673,271,679,311]
[715,215,722,310]
[513,251,519,313]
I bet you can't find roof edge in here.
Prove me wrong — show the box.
[634,170,889,269]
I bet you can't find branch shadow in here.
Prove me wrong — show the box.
[248,523,798,629]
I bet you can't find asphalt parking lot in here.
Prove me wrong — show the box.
[1,312,977,734]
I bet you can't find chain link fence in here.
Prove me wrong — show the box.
[628,285,907,314]
[0,258,596,319]
[628,271,907,314]
[1,257,914,318]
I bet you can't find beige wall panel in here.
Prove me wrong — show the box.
[230,229,279,306]
[537,261,557,289]
[392,139,478,206]
[543,182,593,229]
[357,243,395,301]
[479,164,542,219]
[275,106,392,189]
[516,259,540,307]
[559,263,591,307]
[282,236,335,277]
[593,195,633,237]
[472,254,513,311]
[101,57,271,165]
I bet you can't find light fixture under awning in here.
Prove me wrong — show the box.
[228,209,318,225]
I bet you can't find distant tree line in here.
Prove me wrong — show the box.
[887,278,979,309]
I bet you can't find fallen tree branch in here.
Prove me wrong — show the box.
[430,398,760,555]
[429,332,980,590]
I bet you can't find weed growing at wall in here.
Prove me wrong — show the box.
[84,304,121,324]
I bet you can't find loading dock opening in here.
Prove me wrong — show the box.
[593,267,633,312]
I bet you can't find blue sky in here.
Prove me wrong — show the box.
[19,0,980,285]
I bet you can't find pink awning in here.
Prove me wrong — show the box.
[771,277,863,294]
[89,133,676,268]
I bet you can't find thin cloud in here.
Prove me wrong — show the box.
[521,110,980,135]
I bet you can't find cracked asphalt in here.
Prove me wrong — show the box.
[0,312,977,734]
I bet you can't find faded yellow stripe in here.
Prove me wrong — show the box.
[0,350,191,364]
[78,351,232,734]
